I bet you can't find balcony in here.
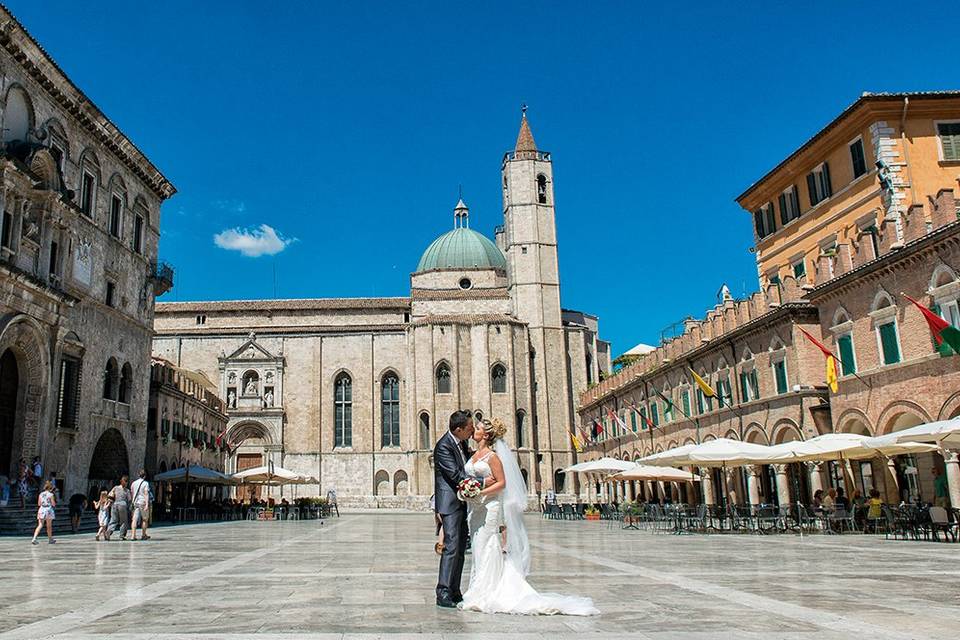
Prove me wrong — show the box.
[150,261,174,296]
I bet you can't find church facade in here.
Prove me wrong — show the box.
[152,116,609,506]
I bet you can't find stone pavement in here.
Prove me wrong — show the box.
[0,513,957,639]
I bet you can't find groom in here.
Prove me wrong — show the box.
[434,409,482,608]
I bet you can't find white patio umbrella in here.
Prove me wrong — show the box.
[609,465,701,483]
[770,432,937,462]
[155,463,234,485]
[668,438,782,468]
[638,443,698,467]
[230,465,301,485]
[863,418,960,450]
[562,457,637,474]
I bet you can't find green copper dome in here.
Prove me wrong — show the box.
[417,198,507,273]
[416,227,507,272]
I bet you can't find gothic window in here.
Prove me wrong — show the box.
[381,372,400,447]
[103,358,118,400]
[419,412,430,450]
[491,363,507,393]
[80,171,95,217]
[871,292,901,366]
[334,373,352,448]
[516,410,525,448]
[436,362,451,394]
[119,363,133,404]
[536,174,548,204]
[133,212,144,254]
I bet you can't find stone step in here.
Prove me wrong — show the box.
[0,505,100,536]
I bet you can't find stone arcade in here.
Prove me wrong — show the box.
[153,115,610,507]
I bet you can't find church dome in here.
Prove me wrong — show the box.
[416,199,507,272]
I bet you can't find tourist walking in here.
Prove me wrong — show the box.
[31,456,42,488]
[93,490,112,541]
[107,475,131,540]
[130,470,152,541]
[17,459,29,508]
[68,492,88,533]
[933,466,950,508]
[31,481,56,545]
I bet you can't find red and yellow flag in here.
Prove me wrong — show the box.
[797,326,839,392]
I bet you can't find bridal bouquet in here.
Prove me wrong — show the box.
[456,478,482,502]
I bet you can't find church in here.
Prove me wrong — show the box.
[152,114,610,506]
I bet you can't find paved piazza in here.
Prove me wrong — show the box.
[0,514,957,639]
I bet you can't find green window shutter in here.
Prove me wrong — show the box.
[879,322,901,365]
[778,193,788,225]
[630,411,637,431]
[651,402,659,427]
[837,334,857,375]
[682,390,691,416]
[822,162,832,197]
[774,361,788,394]
[807,173,819,206]
[939,123,960,161]
[793,261,806,278]
[739,372,749,401]
[750,370,759,399]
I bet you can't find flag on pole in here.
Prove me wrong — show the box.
[903,293,960,353]
[796,325,840,392]
[591,418,604,440]
[689,369,716,398]
[570,432,583,453]
[607,409,628,434]
[628,402,656,431]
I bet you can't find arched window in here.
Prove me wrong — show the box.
[831,308,858,376]
[516,410,526,448]
[491,363,507,393]
[334,373,352,447]
[436,362,451,394]
[2,86,32,143]
[381,372,400,447]
[103,358,118,400]
[418,412,430,450]
[536,174,548,204]
[553,468,564,493]
[119,363,133,404]
[586,352,593,384]
[871,291,901,365]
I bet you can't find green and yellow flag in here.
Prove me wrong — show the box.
[689,368,716,398]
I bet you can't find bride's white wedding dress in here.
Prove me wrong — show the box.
[459,441,598,616]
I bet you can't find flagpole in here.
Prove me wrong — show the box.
[794,322,872,389]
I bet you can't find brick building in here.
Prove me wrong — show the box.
[578,92,960,508]
[146,358,228,506]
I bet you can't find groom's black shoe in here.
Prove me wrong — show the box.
[436,598,458,608]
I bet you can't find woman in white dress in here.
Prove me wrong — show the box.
[460,418,598,616]
[31,481,56,545]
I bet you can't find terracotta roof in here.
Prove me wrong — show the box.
[736,91,960,204]
[410,288,510,300]
[515,114,538,153]
[156,297,411,313]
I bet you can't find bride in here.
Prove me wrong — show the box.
[460,418,598,616]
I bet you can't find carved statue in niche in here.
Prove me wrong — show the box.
[263,389,274,408]
[244,377,258,396]
[227,371,236,384]
[21,204,40,243]
[227,389,236,408]
[265,371,274,384]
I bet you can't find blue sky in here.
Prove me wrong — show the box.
[9,2,958,357]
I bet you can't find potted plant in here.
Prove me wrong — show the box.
[585,506,601,521]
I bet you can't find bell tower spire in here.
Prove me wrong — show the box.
[514,103,538,160]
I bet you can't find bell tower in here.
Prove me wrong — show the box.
[501,107,570,493]
[502,107,561,329]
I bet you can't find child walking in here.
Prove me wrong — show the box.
[93,490,112,541]
[31,481,56,545]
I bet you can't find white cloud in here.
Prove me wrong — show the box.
[213,224,296,257]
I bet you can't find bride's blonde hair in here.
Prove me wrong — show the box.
[481,418,508,444]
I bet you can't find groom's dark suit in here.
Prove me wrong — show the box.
[434,430,474,604]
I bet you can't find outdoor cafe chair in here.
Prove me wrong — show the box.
[827,507,855,534]
[928,506,957,542]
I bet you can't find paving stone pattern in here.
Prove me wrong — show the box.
[0,514,957,639]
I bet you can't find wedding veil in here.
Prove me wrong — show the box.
[494,438,531,577]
